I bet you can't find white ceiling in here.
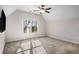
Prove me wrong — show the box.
[0,5,79,21]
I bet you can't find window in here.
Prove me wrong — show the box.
[24,19,37,33]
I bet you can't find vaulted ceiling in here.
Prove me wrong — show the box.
[0,5,79,21]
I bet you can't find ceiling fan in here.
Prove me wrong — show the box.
[33,5,51,14]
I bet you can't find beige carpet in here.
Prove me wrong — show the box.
[3,37,79,54]
[4,39,47,54]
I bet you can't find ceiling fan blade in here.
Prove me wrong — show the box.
[45,11,50,13]
[45,8,51,10]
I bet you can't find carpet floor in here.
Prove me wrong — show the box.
[3,37,79,54]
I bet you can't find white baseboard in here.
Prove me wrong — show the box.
[48,34,79,44]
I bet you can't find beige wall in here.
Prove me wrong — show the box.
[6,10,46,42]
[47,18,79,44]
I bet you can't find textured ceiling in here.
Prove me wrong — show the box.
[0,5,79,21]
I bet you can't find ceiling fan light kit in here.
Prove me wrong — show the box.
[33,5,51,14]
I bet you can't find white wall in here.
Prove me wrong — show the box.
[0,32,5,54]
[46,6,79,44]
[6,10,46,42]
[0,8,1,17]
[47,18,79,44]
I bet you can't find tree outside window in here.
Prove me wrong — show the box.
[24,19,37,33]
